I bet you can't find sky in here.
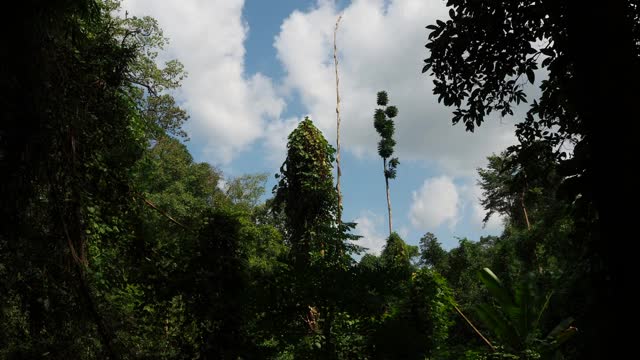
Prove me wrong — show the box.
[120,0,523,254]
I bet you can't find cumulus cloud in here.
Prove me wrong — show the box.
[262,116,300,165]
[121,0,518,173]
[409,176,459,230]
[121,0,290,165]
[353,211,387,255]
[275,0,518,176]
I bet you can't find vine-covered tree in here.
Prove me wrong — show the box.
[373,91,400,235]
[273,116,341,266]
[272,116,359,357]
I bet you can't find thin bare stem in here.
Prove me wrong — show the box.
[334,14,343,222]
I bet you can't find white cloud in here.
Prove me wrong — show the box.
[121,0,518,173]
[353,211,387,255]
[121,0,290,165]
[397,225,409,240]
[409,176,459,230]
[262,117,300,165]
[274,0,518,176]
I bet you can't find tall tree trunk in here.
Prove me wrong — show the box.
[520,189,542,274]
[334,14,343,222]
[384,158,392,235]
[520,191,531,231]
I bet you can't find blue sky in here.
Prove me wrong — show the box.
[122,0,520,253]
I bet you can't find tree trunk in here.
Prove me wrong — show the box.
[520,191,531,231]
[520,189,542,273]
[384,158,392,235]
[334,14,343,222]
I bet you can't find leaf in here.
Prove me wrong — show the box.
[478,268,516,310]
[526,69,535,84]
[541,48,554,57]
[476,303,518,348]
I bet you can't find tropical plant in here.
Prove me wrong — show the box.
[475,268,577,359]
[373,91,400,235]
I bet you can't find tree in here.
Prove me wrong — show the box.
[111,0,189,141]
[381,232,411,272]
[478,143,561,231]
[273,116,340,265]
[409,269,455,358]
[419,232,447,269]
[379,233,413,312]
[423,1,639,356]
[0,0,147,356]
[272,116,359,357]
[0,1,205,357]
[373,91,400,235]
[334,14,344,222]
[224,173,269,211]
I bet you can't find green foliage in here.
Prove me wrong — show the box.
[110,0,189,140]
[381,232,411,271]
[1,1,617,359]
[0,0,148,356]
[419,232,447,269]
[377,91,389,106]
[189,209,251,358]
[374,91,400,235]
[273,116,357,265]
[410,269,455,358]
[373,91,400,174]
[224,173,269,211]
[478,143,561,229]
[475,268,577,358]
[425,3,638,356]
[330,312,369,359]
[385,105,398,119]
[271,116,362,358]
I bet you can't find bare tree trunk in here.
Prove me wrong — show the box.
[520,190,531,231]
[453,303,494,351]
[520,179,541,273]
[334,14,343,222]
[384,158,392,236]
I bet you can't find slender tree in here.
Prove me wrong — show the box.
[373,91,399,235]
[334,14,343,222]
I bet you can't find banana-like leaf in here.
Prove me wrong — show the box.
[476,302,520,350]
[476,268,577,355]
[478,268,516,311]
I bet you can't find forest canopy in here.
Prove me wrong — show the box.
[1,0,637,359]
